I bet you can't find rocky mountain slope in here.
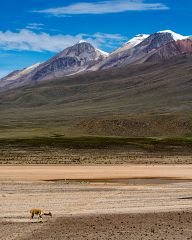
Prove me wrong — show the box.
[0,30,191,92]
[0,54,192,137]
[0,41,108,90]
[98,31,191,70]
[113,34,149,54]
[1,63,41,82]
[30,41,108,81]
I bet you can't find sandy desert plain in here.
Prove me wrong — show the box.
[1,143,192,240]
[0,136,191,240]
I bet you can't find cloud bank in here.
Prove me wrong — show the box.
[0,29,127,52]
[34,0,169,16]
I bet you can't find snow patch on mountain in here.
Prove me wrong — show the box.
[96,48,109,57]
[4,63,41,81]
[113,34,149,54]
[159,30,189,41]
[126,34,150,47]
[78,41,109,57]
[78,40,88,44]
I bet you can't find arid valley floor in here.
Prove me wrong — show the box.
[0,6,192,239]
[1,165,192,239]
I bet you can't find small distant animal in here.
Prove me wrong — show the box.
[30,208,52,220]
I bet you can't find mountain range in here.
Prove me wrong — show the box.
[1,30,192,91]
[0,29,192,138]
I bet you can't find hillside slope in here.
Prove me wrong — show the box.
[0,54,192,137]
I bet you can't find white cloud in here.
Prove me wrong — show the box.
[0,29,127,52]
[0,30,74,52]
[26,23,45,31]
[84,32,128,49]
[34,0,169,16]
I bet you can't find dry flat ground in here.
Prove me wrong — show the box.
[2,212,192,240]
[1,165,192,181]
[1,165,192,239]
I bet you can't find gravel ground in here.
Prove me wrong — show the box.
[1,165,192,239]
[2,211,192,240]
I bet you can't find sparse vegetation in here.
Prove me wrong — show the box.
[0,136,191,164]
[0,57,191,164]
[0,56,192,140]
[0,135,192,148]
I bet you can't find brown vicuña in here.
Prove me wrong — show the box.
[30,208,52,219]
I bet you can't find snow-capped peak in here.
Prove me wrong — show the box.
[113,34,149,54]
[96,48,109,57]
[159,30,189,41]
[78,40,88,44]
[126,34,150,47]
[77,40,108,56]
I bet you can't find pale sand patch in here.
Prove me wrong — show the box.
[1,178,192,222]
[0,165,192,181]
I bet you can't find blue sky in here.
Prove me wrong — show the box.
[0,0,191,78]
